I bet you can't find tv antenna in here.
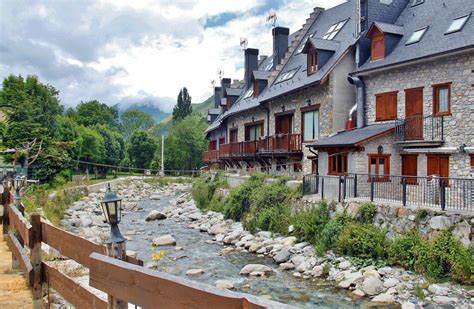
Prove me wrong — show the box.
[210,80,216,88]
[266,12,277,28]
[240,37,248,50]
[217,69,224,80]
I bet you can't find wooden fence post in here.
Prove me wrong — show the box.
[106,241,128,309]
[2,188,9,240]
[30,213,43,309]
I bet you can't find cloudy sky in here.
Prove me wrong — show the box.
[0,0,344,112]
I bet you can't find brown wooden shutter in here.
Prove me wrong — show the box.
[427,155,449,177]
[244,126,251,141]
[439,156,449,178]
[388,93,397,119]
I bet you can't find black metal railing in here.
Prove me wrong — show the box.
[303,173,473,212]
[395,115,444,142]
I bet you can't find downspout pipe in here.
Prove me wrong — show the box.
[347,75,365,129]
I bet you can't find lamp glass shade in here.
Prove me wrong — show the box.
[101,183,122,225]
[14,176,22,189]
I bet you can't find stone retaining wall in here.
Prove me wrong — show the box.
[295,197,474,248]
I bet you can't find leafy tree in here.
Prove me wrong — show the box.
[163,114,207,170]
[121,109,155,141]
[77,126,105,163]
[0,75,67,181]
[127,131,157,169]
[57,115,82,163]
[94,124,124,167]
[73,100,119,128]
[172,87,192,121]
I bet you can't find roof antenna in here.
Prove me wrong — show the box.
[217,69,224,80]
[266,12,278,28]
[240,37,248,50]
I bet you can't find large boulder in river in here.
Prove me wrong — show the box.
[152,234,176,247]
[362,277,385,296]
[273,249,291,264]
[240,264,274,276]
[145,210,167,222]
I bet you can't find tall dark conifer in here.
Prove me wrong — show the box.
[172,87,192,121]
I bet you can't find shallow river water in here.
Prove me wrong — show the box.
[122,194,398,308]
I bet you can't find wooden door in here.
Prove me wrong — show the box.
[229,129,238,143]
[275,114,293,134]
[427,155,449,179]
[401,154,418,184]
[405,88,423,140]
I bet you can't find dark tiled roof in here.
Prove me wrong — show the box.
[372,22,404,35]
[308,123,395,148]
[259,0,358,102]
[253,70,271,80]
[225,87,244,96]
[308,37,340,51]
[356,0,474,73]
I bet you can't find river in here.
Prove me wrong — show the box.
[122,193,398,309]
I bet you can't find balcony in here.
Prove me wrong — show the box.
[395,115,444,147]
[218,133,302,159]
[203,150,219,163]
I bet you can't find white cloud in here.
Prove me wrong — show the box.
[0,0,347,109]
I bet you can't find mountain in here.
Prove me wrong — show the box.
[121,104,170,123]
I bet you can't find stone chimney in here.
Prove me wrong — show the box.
[213,87,222,109]
[272,27,289,69]
[244,48,259,89]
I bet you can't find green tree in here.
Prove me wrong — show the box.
[127,131,157,169]
[73,100,119,128]
[94,124,124,167]
[163,114,207,170]
[77,126,105,163]
[172,87,192,121]
[57,115,82,161]
[121,109,155,141]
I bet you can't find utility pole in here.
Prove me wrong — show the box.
[160,134,165,176]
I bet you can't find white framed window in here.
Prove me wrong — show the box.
[303,109,319,141]
[406,27,428,45]
[445,15,470,34]
[323,19,348,40]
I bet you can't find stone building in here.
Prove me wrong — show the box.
[310,0,474,180]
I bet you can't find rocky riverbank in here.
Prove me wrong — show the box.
[157,192,473,308]
[58,178,473,308]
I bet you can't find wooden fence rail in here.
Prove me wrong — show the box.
[2,190,292,309]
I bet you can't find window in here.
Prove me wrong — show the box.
[375,92,398,121]
[243,88,253,99]
[328,153,348,175]
[470,155,474,171]
[427,155,449,179]
[445,15,470,34]
[274,67,300,84]
[264,58,273,71]
[307,46,318,74]
[302,109,319,142]
[245,122,263,141]
[218,137,225,147]
[275,113,294,134]
[402,154,418,184]
[371,29,385,60]
[406,27,428,45]
[368,154,390,181]
[209,140,217,151]
[411,0,424,7]
[323,19,348,40]
[433,83,451,115]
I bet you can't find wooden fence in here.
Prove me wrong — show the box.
[1,190,292,308]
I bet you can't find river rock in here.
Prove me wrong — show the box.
[401,302,416,309]
[432,296,457,305]
[215,280,234,289]
[362,277,384,296]
[152,234,176,246]
[338,261,351,270]
[428,284,449,296]
[80,217,93,228]
[352,289,365,297]
[249,242,263,253]
[273,249,291,263]
[372,293,396,303]
[429,216,451,230]
[311,265,325,277]
[145,210,167,221]
[188,212,202,221]
[149,195,161,200]
[282,236,297,247]
[363,269,380,279]
[377,267,393,276]
[240,264,274,276]
[186,269,204,276]
[279,263,295,270]
[383,278,400,288]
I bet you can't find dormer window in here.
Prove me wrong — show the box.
[307,46,318,75]
[253,80,260,97]
[371,28,385,60]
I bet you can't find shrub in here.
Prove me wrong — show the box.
[356,203,377,224]
[207,193,226,213]
[336,223,388,259]
[292,202,330,244]
[319,212,353,251]
[223,174,265,221]
[191,177,215,210]
[414,208,429,224]
[388,231,426,270]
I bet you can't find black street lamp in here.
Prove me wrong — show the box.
[100,183,125,244]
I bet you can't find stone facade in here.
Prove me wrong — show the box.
[226,107,267,142]
[362,51,474,178]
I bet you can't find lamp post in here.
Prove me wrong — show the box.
[100,183,127,309]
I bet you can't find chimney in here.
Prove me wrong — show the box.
[272,27,289,69]
[221,78,231,95]
[213,87,222,109]
[244,48,259,89]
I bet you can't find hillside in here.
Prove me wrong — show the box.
[158,95,215,126]
[120,104,170,123]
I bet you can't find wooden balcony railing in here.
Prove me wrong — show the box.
[216,134,302,160]
[203,150,219,163]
